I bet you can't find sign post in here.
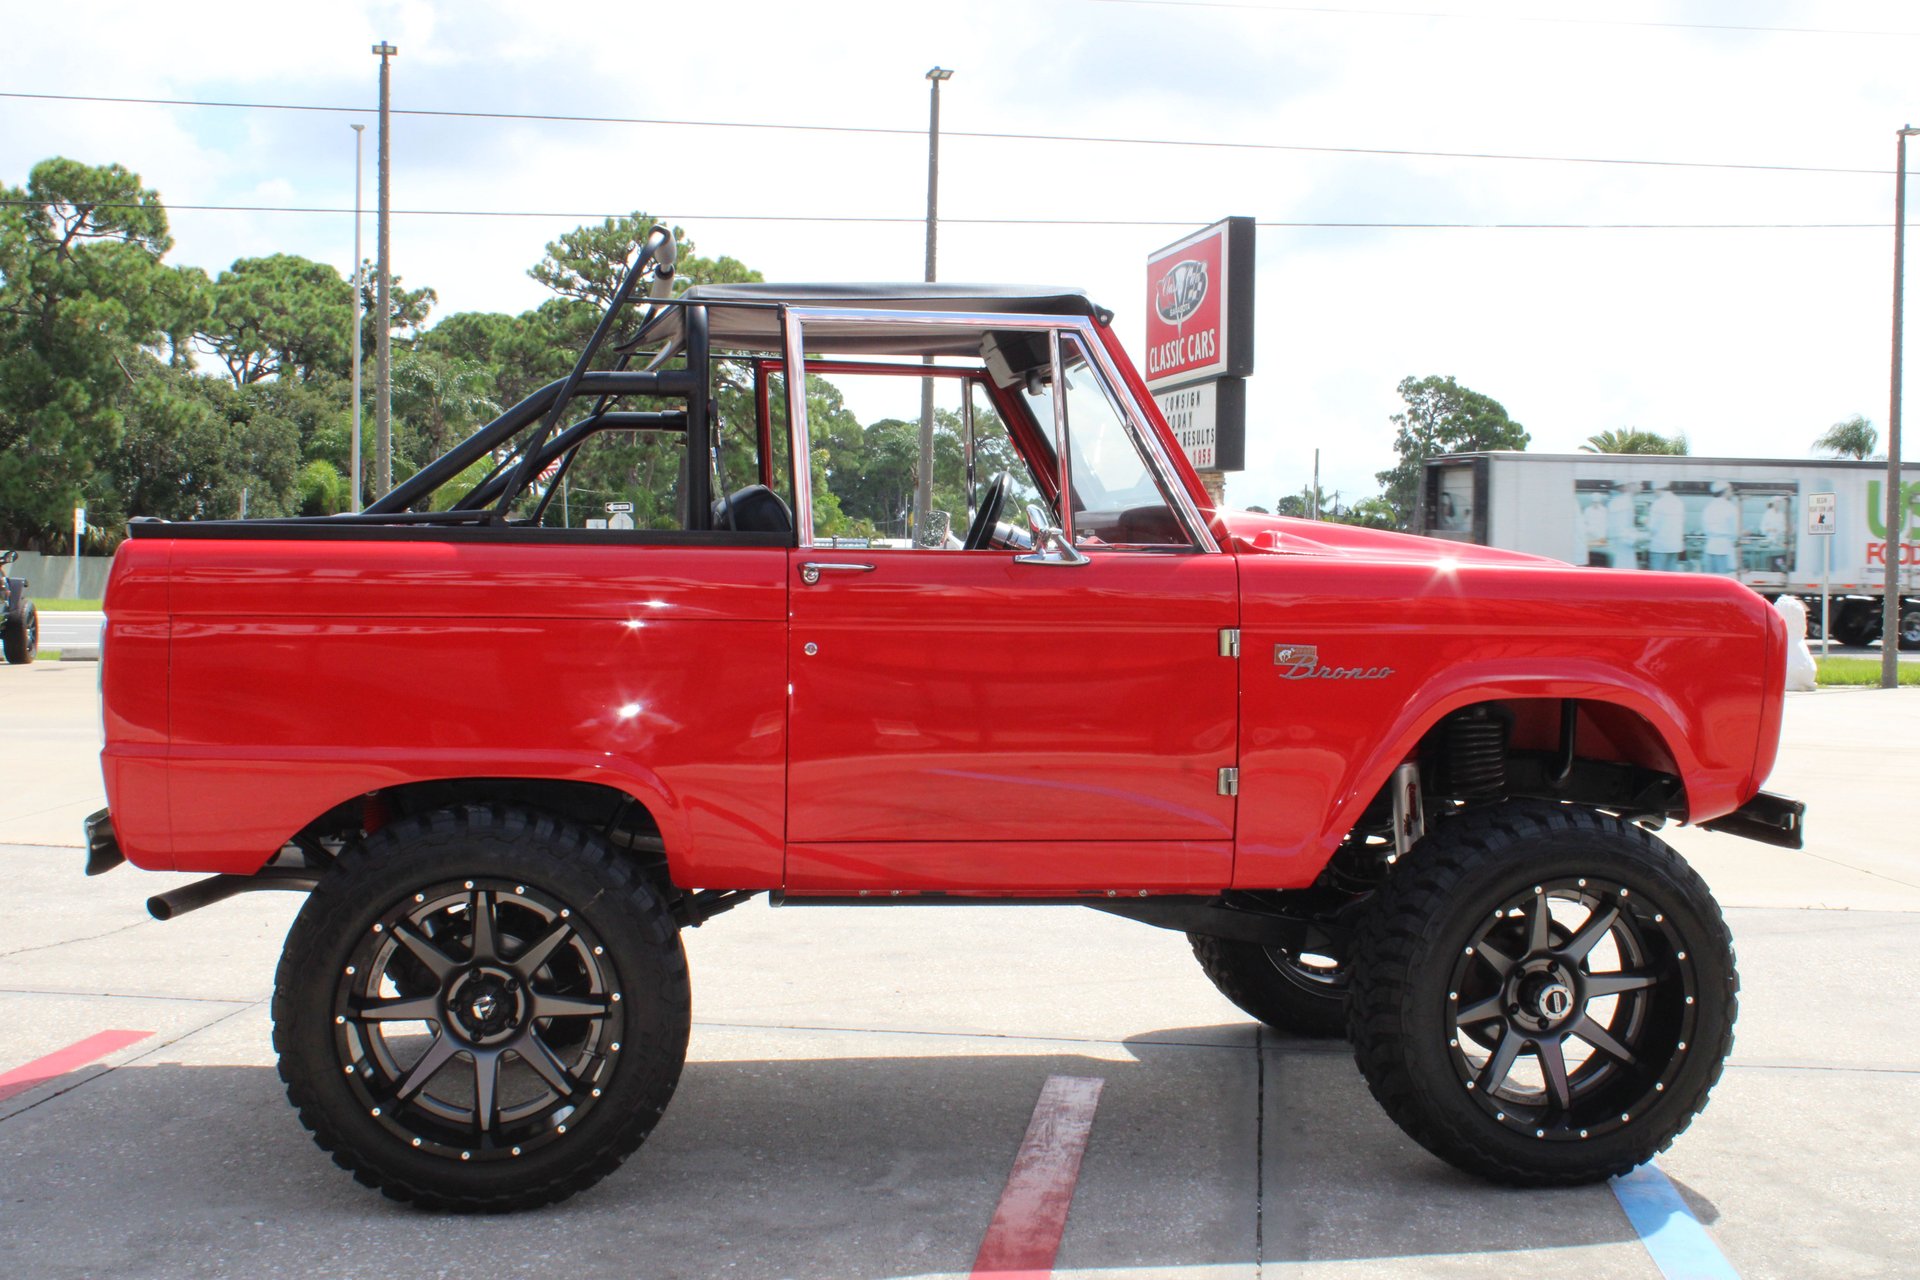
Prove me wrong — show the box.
[72,506,85,600]
[1144,217,1255,504]
[1809,491,1837,655]
[606,500,635,532]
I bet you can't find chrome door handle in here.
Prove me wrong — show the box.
[799,561,875,584]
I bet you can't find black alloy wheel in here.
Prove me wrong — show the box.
[1348,801,1736,1185]
[1445,876,1692,1143]
[275,806,689,1211]
[336,878,620,1162]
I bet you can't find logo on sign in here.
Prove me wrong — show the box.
[1154,259,1209,324]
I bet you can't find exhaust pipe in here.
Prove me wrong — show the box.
[147,869,321,921]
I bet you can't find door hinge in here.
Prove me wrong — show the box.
[1218,628,1241,658]
[1218,766,1239,797]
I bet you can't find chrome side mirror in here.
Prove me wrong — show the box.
[1015,503,1089,566]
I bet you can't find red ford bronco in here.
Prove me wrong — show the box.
[87,229,1803,1210]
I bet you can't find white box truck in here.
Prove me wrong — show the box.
[1420,452,1920,648]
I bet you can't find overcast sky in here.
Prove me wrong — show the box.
[4,0,1917,508]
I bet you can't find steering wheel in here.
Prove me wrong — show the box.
[963,472,1010,550]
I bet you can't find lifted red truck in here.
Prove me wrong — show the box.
[88,229,1803,1210]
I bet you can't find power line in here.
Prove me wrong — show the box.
[0,90,1886,177]
[0,198,1885,230]
[1084,0,1920,38]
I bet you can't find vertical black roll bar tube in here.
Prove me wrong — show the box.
[489,225,675,523]
[684,304,712,530]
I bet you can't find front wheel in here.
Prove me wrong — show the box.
[1347,802,1736,1186]
[273,805,690,1211]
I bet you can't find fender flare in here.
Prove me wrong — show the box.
[1315,660,1705,855]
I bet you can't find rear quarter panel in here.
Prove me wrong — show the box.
[1233,552,1777,888]
[120,538,788,885]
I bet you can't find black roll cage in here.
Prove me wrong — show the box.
[362,225,793,531]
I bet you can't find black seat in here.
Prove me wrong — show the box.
[711,484,794,534]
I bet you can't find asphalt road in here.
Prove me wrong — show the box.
[0,662,1915,1279]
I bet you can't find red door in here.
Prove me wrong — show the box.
[784,548,1238,893]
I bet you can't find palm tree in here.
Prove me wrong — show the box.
[1581,428,1688,455]
[1813,415,1877,459]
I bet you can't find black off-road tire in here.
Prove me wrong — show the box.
[1189,934,1348,1037]
[1832,602,1878,649]
[2,599,35,664]
[1346,801,1736,1186]
[273,805,690,1211]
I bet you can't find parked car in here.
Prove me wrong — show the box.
[86,229,1802,1210]
[2,550,38,664]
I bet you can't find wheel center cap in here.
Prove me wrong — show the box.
[447,969,523,1043]
[1536,980,1574,1021]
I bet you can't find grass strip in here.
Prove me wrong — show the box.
[1816,656,1920,686]
[33,599,102,611]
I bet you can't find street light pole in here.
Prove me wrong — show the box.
[350,122,365,513]
[372,41,397,501]
[914,66,953,542]
[1884,124,1918,688]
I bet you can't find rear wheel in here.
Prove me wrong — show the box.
[2,599,35,664]
[274,805,689,1211]
[1347,802,1735,1185]
[1900,608,1920,651]
[1189,933,1348,1037]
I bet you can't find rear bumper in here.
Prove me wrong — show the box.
[1699,790,1805,850]
[83,808,125,876]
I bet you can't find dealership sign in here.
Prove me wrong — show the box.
[1145,217,1254,392]
[1152,380,1246,471]
[1145,217,1254,473]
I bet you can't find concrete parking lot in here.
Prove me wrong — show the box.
[0,661,1914,1278]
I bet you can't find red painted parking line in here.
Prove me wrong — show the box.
[971,1074,1106,1279]
[0,1030,153,1105]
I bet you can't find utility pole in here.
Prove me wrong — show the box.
[372,41,397,500]
[350,122,365,512]
[914,67,953,542]
[1885,124,1918,689]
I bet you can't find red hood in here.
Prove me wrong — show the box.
[1214,510,1564,567]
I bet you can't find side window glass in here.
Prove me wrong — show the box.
[1020,335,1191,549]
[795,370,1043,549]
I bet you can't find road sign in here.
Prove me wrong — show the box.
[73,506,86,536]
[606,501,634,513]
[1808,491,1837,536]
[609,512,635,531]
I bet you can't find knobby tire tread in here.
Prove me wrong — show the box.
[272,804,689,1212]
[1344,801,1737,1186]
[1189,933,1347,1038]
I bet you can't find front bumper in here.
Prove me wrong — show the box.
[1698,791,1805,850]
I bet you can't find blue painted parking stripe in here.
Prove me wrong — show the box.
[1610,1163,1741,1280]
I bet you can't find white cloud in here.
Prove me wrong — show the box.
[4,0,1918,509]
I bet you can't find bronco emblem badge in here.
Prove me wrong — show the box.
[1274,645,1395,682]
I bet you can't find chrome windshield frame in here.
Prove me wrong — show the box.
[778,306,1220,553]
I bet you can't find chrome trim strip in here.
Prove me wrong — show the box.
[782,307,815,549]
[776,307,1220,555]
[962,382,977,529]
[1049,328,1075,548]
